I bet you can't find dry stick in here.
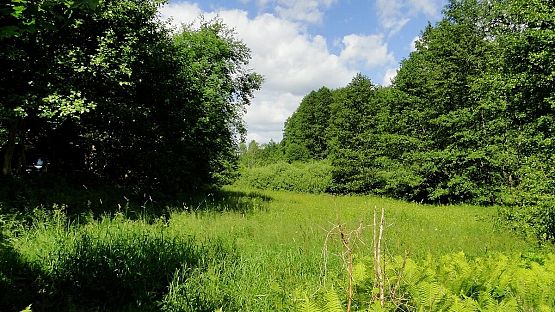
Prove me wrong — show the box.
[320,224,340,289]
[373,207,378,293]
[339,225,354,312]
[372,207,385,308]
[376,207,386,308]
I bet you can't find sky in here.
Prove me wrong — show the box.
[160,0,448,143]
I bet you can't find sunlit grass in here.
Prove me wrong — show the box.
[175,186,544,258]
[164,186,550,310]
[2,187,552,311]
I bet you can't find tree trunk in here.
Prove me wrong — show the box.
[2,120,19,176]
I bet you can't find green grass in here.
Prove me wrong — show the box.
[1,186,553,311]
[165,187,551,310]
[182,186,543,257]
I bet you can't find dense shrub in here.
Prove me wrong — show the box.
[236,161,333,193]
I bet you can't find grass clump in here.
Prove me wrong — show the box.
[1,208,239,311]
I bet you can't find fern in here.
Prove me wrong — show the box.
[413,281,446,311]
[301,298,322,312]
[323,290,344,312]
[305,252,555,311]
[299,290,345,312]
[447,296,479,312]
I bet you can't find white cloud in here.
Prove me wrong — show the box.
[244,91,302,142]
[410,35,420,52]
[376,0,443,35]
[382,68,398,86]
[160,2,394,143]
[339,34,395,69]
[273,0,337,24]
[159,2,202,28]
[376,0,410,35]
[409,0,438,16]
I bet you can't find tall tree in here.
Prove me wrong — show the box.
[327,74,376,192]
[282,87,333,161]
[1,1,262,193]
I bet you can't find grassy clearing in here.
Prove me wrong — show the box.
[1,187,553,311]
[188,186,543,258]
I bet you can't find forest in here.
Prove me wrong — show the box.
[242,0,555,242]
[1,0,555,311]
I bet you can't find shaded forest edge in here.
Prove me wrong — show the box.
[1,0,262,195]
[238,0,555,242]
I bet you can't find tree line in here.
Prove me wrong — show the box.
[0,0,262,193]
[242,0,554,240]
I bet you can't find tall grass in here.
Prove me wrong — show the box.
[1,186,553,311]
[1,208,238,311]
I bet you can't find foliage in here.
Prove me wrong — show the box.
[283,87,333,161]
[279,0,555,241]
[307,252,555,312]
[0,0,261,194]
[239,140,285,168]
[236,160,333,193]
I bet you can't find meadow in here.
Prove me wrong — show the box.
[1,185,554,311]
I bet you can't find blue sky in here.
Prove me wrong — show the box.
[161,0,448,142]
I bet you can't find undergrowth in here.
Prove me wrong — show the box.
[0,208,239,311]
[236,161,333,193]
[303,252,555,311]
[1,187,553,311]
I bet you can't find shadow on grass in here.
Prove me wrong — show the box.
[0,230,241,311]
[0,176,271,310]
[0,233,44,312]
[0,174,272,222]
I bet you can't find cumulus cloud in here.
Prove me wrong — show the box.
[273,0,337,24]
[160,2,394,142]
[376,0,443,35]
[382,68,398,86]
[339,34,395,69]
[159,2,202,27]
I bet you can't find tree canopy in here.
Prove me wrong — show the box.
[278,0,555,239]
[0,0,262,193]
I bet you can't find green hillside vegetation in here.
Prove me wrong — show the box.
[2,187,554,311]
[1,0,555,311]
[242,0,555,242]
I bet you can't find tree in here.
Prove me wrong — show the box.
[282,87,333,160]
[1,1,262,193]
[0,0,106,176]
[327,74,377,192]
[392,0,503,203]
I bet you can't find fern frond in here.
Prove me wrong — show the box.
[301,299,323,312]
[449,296,479,312]
[323,290,345,312]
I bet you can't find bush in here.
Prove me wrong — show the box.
[236,161,333,193]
